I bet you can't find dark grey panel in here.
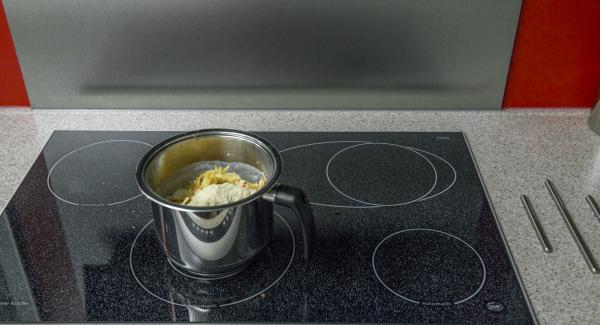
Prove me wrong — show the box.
[4,0,521,109]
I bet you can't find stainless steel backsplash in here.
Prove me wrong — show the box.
[4,0,521,109]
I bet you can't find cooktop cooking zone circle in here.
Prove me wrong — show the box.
[372,228,486,306]
[47,140,152,206]
[326,143,437,206]
[129,212,295,309]
[280,141,457,208]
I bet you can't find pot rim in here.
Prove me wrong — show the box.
[135,129,282,212]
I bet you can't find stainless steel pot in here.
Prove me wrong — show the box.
[136,129,315,278]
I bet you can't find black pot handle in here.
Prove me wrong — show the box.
[267,184,315,259]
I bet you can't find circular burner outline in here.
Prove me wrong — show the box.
[129,212,296,308]
[280,141,457,209]
[411,148,457,202]
[325,142,438,207]
[372,228,486,305]
[46,139,153,207]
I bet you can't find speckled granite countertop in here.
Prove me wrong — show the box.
[1,108,599,324]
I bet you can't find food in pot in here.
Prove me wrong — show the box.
[168,165,267,206]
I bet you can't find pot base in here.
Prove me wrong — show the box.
[167,257,251,281]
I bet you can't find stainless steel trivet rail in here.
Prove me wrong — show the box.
[545,180,599,274]
[586,195,600,224]
[520,195,552,253]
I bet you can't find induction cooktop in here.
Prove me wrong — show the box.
[0,131,536,324]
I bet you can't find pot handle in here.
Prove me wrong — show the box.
[265,184,315,260]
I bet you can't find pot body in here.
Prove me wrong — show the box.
[152,198,274,278]
[137,129,315,279]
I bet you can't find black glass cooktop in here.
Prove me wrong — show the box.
[0,131,536,324]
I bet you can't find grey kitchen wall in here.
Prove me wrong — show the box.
[4,0,522,110]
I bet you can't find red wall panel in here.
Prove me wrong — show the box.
[0,1,28,107]
[503,0,600,108]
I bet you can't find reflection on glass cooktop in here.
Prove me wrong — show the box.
[0,131,536,324]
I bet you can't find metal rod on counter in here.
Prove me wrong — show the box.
[586,195,600,223]
[545,180,599,274]
[520,195,552,253]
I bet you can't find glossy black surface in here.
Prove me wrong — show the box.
[372,229,485,306]
[0,131,535,323]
